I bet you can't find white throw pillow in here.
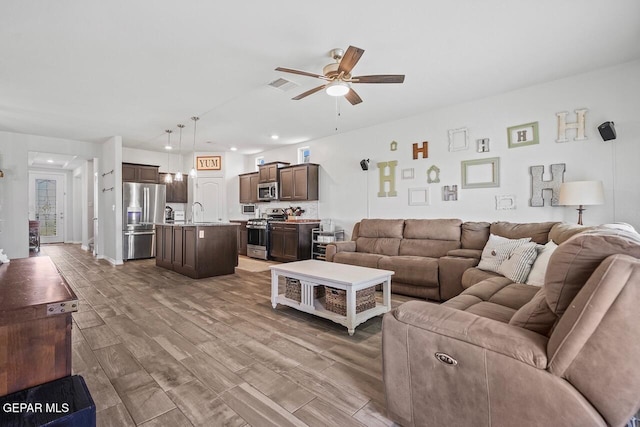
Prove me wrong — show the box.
[477,234,531,273]
[525,240,558,286]
[498,242,540,283]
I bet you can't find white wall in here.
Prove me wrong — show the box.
[99,136,123,264]
[239,61,640,236]
[0,132,107,259]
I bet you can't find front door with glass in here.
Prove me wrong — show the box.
[29,172,65,244]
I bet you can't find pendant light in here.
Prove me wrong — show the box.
[164,130,173,183]
[174,124,185,182]
[189,116,199,179]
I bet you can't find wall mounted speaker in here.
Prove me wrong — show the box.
[360,159,370,171]
[598,121,616,141]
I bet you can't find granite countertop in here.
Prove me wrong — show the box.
[269,219,321,224]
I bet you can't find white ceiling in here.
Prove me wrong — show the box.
[1,1,639,155]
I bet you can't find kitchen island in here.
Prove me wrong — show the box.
[156,222,239,278]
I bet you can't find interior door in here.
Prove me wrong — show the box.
[29,172,65,244]
[195,177,224,222]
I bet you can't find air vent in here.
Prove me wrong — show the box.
[268,78,299,92]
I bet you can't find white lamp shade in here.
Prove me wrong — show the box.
[325,81,350,97]
[559,180,604,206]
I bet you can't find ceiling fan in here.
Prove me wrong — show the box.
[275,46,405,105]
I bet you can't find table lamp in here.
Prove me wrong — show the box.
[558,180,604,225]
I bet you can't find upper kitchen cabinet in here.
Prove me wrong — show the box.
[258,161,289,183]
[159,173,189,203]
[239,172,259,203]
[123,163,159,183]
[279,164,319,201]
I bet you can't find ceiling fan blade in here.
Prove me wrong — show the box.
[292,84,327,100]
[338,46,365,75]
[275,67,329,80]
[344,88,363,105]
[352,74,405,84]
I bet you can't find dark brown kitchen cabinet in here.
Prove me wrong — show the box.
[269,222,317,262]
[279,164,319,201]
[159,173,189,203]
[156,224,174,269]
[123,163,159,183]
[156,224,239,278]
[258,161,289,183]
[239,172,259,203]
[230,220,248,256]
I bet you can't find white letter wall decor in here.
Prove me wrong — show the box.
[377,161,398,197]
[556,109,588,142]
[443,185,458,201]
[529,163,566,207]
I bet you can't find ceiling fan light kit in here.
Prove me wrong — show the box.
[276,45,405,105]
[326,81,350,97]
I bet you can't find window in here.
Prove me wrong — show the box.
[298,146,310,164]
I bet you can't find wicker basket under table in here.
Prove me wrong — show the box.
[285,277,325,302]
[324,285,376,316]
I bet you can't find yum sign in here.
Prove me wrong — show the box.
[196,156,222,170]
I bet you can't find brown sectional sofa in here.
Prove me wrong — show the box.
[382,225,640,426]
[326,218,582,301]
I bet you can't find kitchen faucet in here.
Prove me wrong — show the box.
[189,201,203,223]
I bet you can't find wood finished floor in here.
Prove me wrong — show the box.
[43,244,417,426]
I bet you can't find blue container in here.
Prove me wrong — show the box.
[0,375,95,427]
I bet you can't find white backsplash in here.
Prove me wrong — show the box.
[257,201,319,219]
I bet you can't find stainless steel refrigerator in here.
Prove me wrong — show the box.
[122,182,166,260]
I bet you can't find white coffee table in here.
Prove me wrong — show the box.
[270,260,394,335]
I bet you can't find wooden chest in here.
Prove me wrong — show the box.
[0,257,78,396]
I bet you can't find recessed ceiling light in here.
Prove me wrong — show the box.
[164,145,172,150]
[230,147,238,151]
[47,159,54,163]
[271,135,279,140]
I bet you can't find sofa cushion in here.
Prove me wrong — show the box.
[477,234,531,273]
[358,219,404,238]
[548,222,592,244]
[461,221,491,249]
[509,288,558,336]
[356,237,401,256]
[398,219,462,257]
[403,219,462,240]
[491,221,558,244]
[444,278,539,323]
[378,255,439,288]
[399,239,460,258]
[544,227,640,316]
[333,252,384,269]
[462,267,503,288]
[498,242,539,283]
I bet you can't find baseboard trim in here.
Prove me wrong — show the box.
[103,255,123,266]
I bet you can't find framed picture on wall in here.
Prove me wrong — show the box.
[461,157,500,189]
[507,122,539,148]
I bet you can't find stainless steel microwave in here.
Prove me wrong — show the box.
[257,182,278,201]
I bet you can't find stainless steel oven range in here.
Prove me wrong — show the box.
[246,208,286,260]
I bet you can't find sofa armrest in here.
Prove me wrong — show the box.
[325,241,356,262]
[391,301,548,368]
[438,256,480,300]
